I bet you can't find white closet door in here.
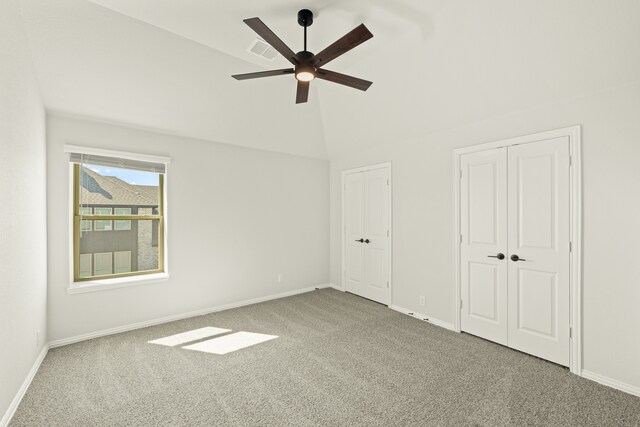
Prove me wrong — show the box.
[344,166,391,306]
[361,167,390,305]
[345,172,366,297]
[460,148,509,345]
[507,137,571,366]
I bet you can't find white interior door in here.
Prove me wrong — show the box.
[507,137,570,366]
[361,167,390,304]
[344,166,390,305]
[344,172,366,297]
[460,148,509,345]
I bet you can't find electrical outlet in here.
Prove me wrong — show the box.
[419,296,426,306]
[277,273,284,283]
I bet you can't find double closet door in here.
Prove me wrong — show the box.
[460,136,571,366]
[344,165,391,305]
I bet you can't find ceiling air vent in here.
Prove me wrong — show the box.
[247,38,279,61]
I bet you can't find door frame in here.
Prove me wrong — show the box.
[453,126,582,374]
[342,162,393,306]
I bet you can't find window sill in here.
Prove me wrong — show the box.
[67,272,170,294]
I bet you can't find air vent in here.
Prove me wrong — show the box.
[248,39,278,61]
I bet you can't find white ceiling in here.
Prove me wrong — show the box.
[89,0,433,70]
[18,0,640,159]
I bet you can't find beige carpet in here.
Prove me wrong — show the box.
[10,288,640,426]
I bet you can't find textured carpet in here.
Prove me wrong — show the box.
[10,289,640,426]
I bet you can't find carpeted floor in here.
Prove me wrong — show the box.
[10,288,640,426]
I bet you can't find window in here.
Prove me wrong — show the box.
[114,208,132,230]
[94,252,113,276]
[80,207,92,232]
[94,208,113,231]
[114,251,132,274]
[69,147,168,283]
[79,253,92,278]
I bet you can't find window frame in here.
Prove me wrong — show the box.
[72,163,166,282]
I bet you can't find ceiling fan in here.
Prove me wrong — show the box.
[232,9,373,104]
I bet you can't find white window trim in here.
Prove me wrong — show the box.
[64,144,171,165]
[67,145,170,293]
[67,272,170,294]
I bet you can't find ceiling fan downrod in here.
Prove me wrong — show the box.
[297,9,313,52]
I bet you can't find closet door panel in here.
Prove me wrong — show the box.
[460,148,508,345]
[507,137,570,366]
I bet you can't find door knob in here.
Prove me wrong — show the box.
[488,253,505,260]
[364,239,370,244]
[355,238,364,243]
[510,254,526,262]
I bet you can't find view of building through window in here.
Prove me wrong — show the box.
[76,163,163,279]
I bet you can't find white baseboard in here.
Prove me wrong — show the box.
[389,305,456,332]
[581,370,640,398]
[50,285,330,349]
[327,283,345,292]
[1,345,49,427]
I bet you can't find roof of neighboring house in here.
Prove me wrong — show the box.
[131,184,159,202]
[80,167,158,206]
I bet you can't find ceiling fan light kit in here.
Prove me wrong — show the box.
[295,67,315,82]
[232,9,373,104]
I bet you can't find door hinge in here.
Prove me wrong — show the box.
[387,230,390,237]
[460,300,463,309]
[569,327,572,338]
[460,234,463,244]
[569,156,572,166]
[569,241,572,252]
[387,179,390,186]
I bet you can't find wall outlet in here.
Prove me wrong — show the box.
[36,329,41,348]
[419,296,426,306]
[277,273,284,283]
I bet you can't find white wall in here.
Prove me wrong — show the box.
[47,115,329,342]
[0,0,48,422]
[330,80,640,390]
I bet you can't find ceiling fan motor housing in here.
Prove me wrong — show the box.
[296,50,315,64]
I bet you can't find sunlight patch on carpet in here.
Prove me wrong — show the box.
[182,331,278,355]
[148,327,231,347]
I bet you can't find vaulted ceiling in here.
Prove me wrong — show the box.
[18,0,640,159]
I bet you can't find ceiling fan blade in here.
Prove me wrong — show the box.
[232,68,295,80]
[315,69,372,91]
[296,81,310,104]
[311,24,373,68]
[243,18,299,65]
